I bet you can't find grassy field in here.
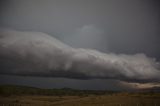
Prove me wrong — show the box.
[0,85,160,106]
[1,94,160,106]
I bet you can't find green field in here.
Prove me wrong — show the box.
[0,85,160,106]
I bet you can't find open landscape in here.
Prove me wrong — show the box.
[0,85,160,106]
[1,1,160,106]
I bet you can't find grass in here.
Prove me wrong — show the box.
[0,85,160,106]
[0,94,160,106]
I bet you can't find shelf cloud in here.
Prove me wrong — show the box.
[0,29,160,83]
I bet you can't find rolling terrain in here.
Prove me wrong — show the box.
[0,85,160,106]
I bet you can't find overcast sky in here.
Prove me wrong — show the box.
[0,0,160,90]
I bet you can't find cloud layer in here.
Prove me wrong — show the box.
[0,29,160,83]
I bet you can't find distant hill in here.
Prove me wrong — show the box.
[137,87,160,93]
[1,85,160,96]
[0,85,117,96]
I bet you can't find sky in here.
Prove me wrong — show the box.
[0,0,160,90]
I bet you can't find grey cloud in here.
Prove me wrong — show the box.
[0,29,160,83]
[0,0,159,60]
[64,25,108,52]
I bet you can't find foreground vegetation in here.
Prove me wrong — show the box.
[0,85,160,106]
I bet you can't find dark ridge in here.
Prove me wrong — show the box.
[136,87,160,93]
[0,84,118,96]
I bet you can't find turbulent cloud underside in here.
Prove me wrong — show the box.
[0,29,160,83]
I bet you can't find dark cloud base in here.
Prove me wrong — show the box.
[0,29,160,83]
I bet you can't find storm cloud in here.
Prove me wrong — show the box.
[0,29,160,83]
